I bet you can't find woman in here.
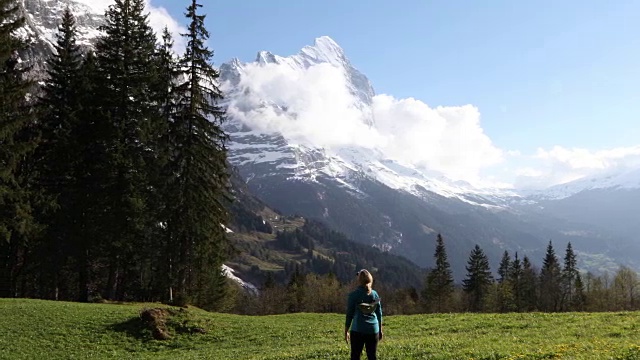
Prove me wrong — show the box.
[345,269,383,360]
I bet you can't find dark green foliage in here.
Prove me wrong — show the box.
[498,250,511,283]
[0,0,235,309]
[561,242,579,311]
[29,7,85,300]
[539,241,562,312]
[462,244,493,312]
[520,256,538,311]
[422,234,454,312]
[494,250,514,312]
[164,0,231,308]
[72,50,103,302]
[92,0,163,301]
[572,272,586,311]
[0,0,40,298]
[509,252,523,311]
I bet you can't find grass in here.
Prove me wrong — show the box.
[2,298,640,359]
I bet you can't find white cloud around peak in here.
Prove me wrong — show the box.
[373,95,504,182]
[226,62,386,148]
[225,62,504,184]
[76,0,186,52]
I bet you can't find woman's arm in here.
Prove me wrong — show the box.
[375,293,383,339]
[345,292,355,343]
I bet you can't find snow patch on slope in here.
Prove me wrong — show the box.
[222,265,258,295]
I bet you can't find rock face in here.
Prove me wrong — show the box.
[15,0,104,77]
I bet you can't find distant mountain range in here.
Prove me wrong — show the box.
[17,0,640,281]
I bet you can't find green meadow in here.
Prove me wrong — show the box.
[1,298,639,359]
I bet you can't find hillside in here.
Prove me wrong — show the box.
[2,299,640,359]
[224,167,426,290]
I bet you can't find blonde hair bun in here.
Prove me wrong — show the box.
[357,269,373,294]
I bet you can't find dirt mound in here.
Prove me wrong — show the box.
[139,308,172,340]
[138,307,207,340]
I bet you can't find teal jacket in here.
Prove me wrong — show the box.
[345,286,382,334]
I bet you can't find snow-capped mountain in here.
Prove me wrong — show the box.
[526,167,640,201]
[218,36,640,276]
[220,36,520,209]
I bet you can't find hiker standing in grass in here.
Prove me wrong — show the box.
[345,269,383,360]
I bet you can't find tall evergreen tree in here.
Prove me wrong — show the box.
[495,250,514,312]
[560,242,580,311]
[93,0,163,300]
[32,7,84,300]
[521,256,538,311]
[422,234,454,312]
[539,240,562,312]
[462,244,493,312]
[498,250,511,283]
[0,0,40,298]
[572,272,586,311]
[509,252,523,311]
[149,27,178,302]
[166,0,231,308]
[72,50,105,302]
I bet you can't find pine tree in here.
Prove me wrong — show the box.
[539,240,562,312]
[166,0,231,308]
[32,7,85,300]
[498,250,511,283]
[561,242,579,311]
[153,27,177,122]
[495,250,514,312]
[141,27,179,303]
[93,0,163,300]
[0,0,40,297]
[572,272,586,311]
[509,252,523,311]
[73,50,104,302]
[462,244,493,312]
[422,234,454,312]
[521,256,538,311]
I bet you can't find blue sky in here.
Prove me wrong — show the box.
[83,0,640,188]
[152,0,640,151]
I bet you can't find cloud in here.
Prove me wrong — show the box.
[226,62,386,148]
[372,95,504,182]
[76,0,186,53]
[225,61,504,184]
[513,145,640,189]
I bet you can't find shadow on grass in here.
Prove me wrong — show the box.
[108,317,153,341]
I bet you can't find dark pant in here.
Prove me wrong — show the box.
[350,331,378,360]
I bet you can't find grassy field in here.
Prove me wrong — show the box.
[1,299,640,359]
